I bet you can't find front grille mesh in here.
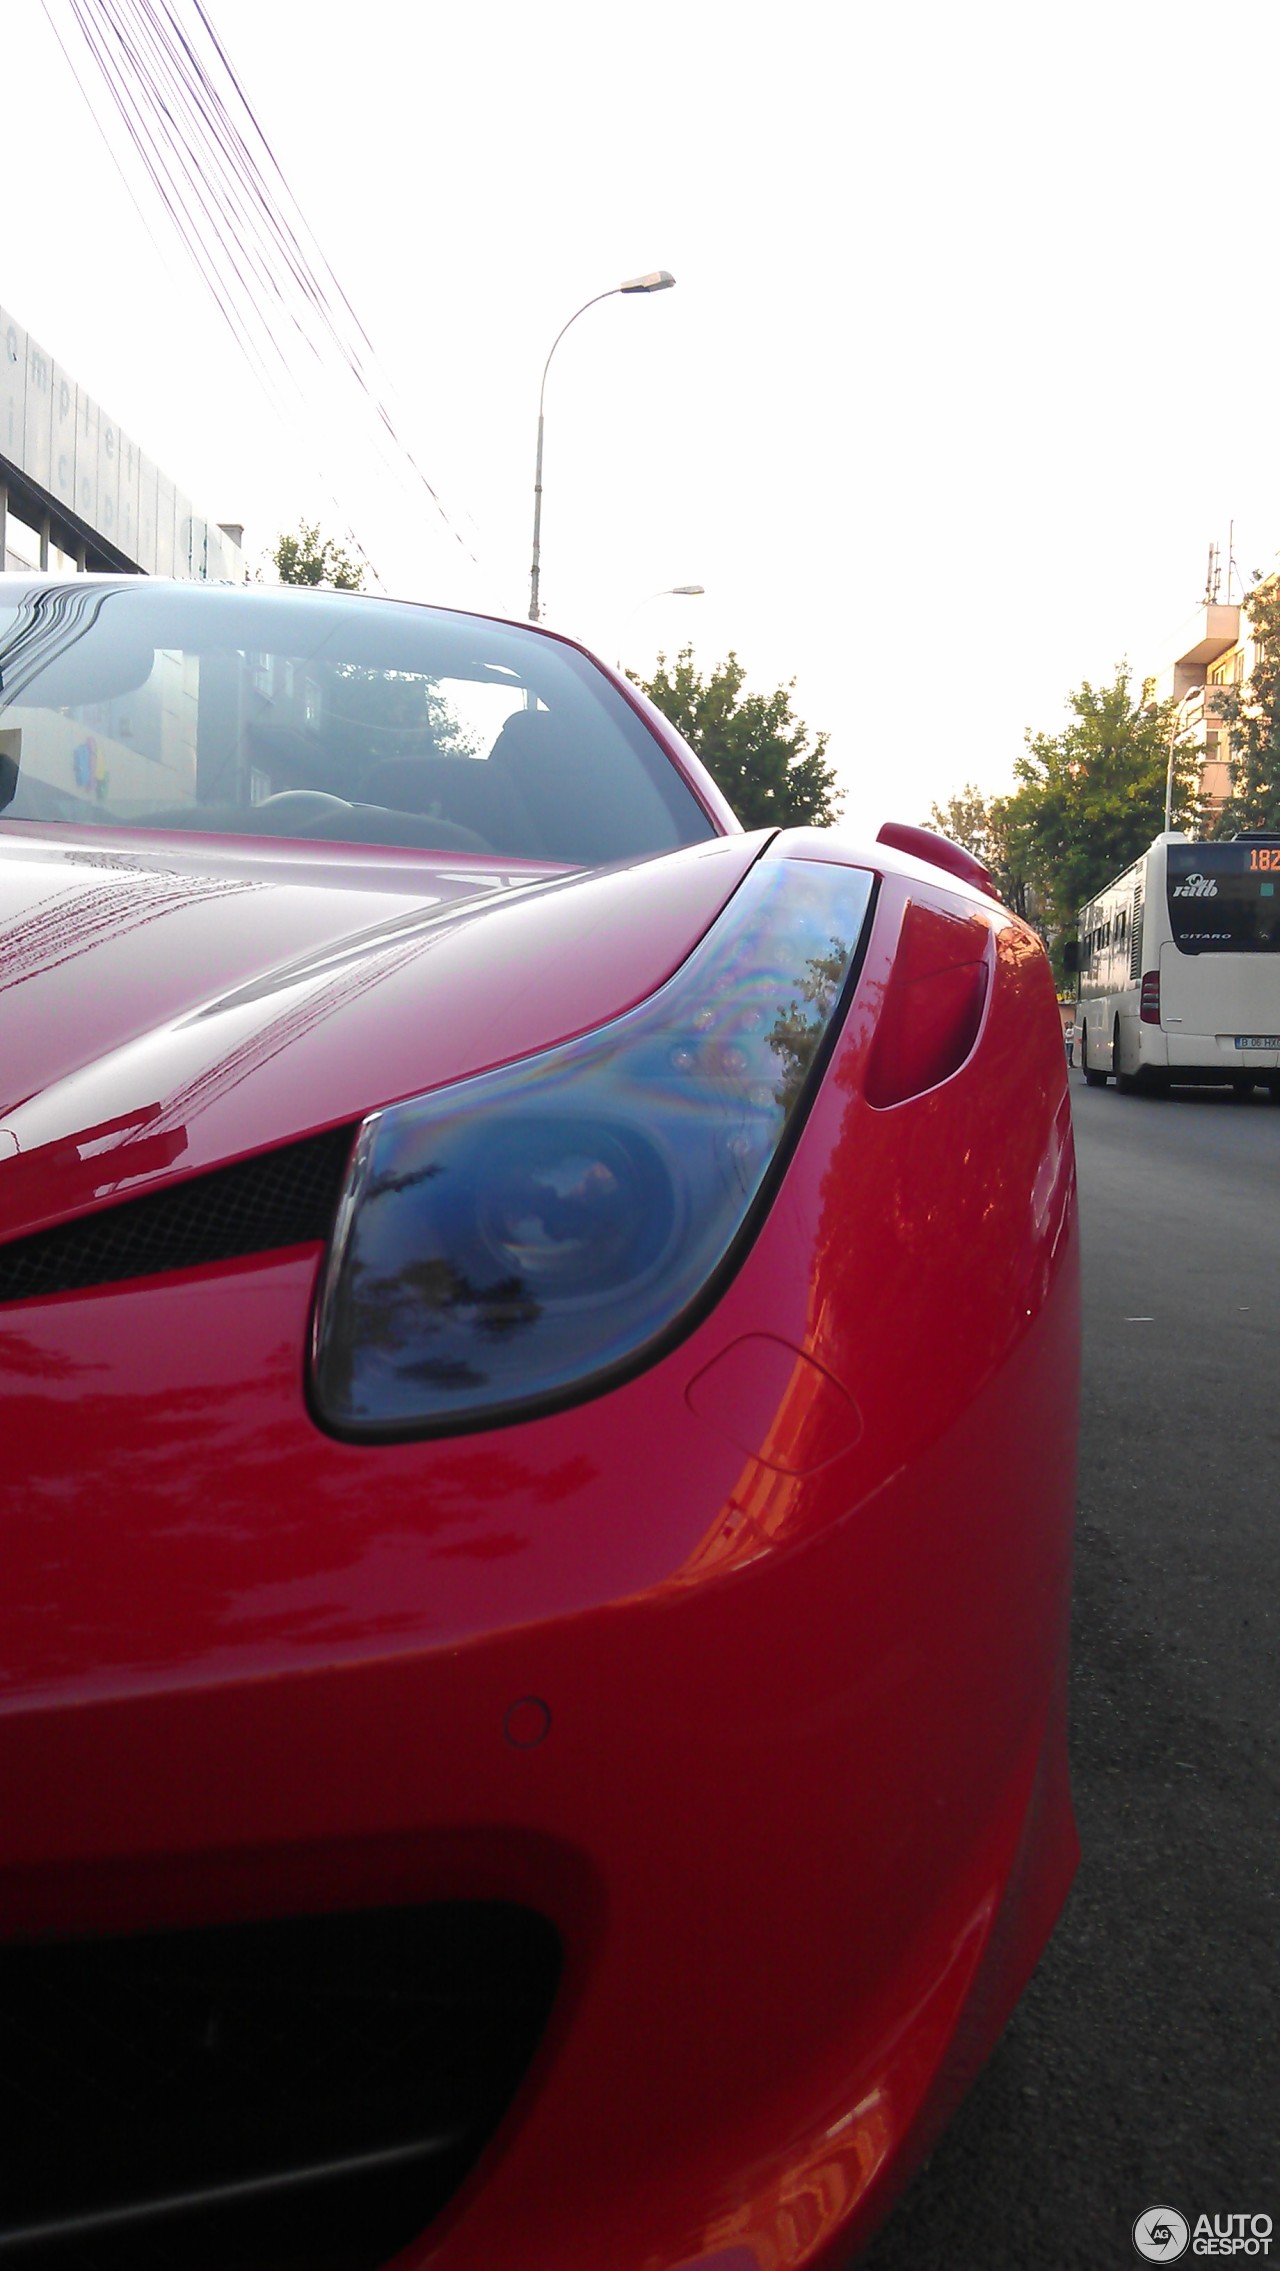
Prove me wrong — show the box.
[0,1902,561,2269]
[0,1127,356,1305]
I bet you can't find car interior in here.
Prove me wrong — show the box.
[0,582,716,868]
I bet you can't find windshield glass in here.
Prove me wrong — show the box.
[0,581,715,867]
[1166,842,1280,953]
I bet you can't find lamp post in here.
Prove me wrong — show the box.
[528,272,675,623]
[1164,687,1202,833]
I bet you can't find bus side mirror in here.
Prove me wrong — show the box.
[1061,940,1080,974]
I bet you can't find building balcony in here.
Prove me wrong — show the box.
[1151,603,1242,702]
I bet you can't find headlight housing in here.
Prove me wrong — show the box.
[310,853,874,1438]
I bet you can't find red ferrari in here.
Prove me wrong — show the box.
[0,577,1078,2271]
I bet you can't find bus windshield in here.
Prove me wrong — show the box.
[1166,843,1280,954]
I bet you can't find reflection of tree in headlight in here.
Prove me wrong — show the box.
[768,938,851,1113]
[339,1251,544,1396]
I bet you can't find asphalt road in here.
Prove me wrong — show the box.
[859,1073,1279,2271]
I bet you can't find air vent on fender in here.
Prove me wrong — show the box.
[864,901,992,1108]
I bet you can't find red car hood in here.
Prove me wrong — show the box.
[0,825,765,1242]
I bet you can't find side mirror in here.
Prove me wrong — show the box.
[1061,939,1080,975]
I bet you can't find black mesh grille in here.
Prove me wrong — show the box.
[0,1902,561,2269]
[0,1128,356,1305]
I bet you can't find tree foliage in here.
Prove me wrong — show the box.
[635,648,842,831]
[924,670,1201,983]
[924,784,995,864]
[272,520,365,590]
[1007,668,1199,945]
[1211,576,1280,836]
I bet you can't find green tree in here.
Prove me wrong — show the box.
[1211,576,1280,836]
[985,797,1039,922]
[1005,667,1200,955]
[272,520,365,590]
[635,648,841,830]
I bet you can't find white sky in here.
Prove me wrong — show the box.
[4,0,1280,839]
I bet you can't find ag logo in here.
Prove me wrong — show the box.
[1133,2206,1190,2260]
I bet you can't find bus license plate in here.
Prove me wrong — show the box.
[1234,1036,1280,1049]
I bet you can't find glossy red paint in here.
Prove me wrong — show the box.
[0,829,761,1239]
[863,899,992,1108]
[0,815,1078,2268]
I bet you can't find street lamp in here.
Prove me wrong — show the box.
[1164,687,1202,833]
[528,271,676,623]
[616,585,705,667]
[624,583,705,617]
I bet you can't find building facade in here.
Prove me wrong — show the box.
[1,302,241,582]
[1150,600,1260,825]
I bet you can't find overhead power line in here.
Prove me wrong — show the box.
[43,0,480,581]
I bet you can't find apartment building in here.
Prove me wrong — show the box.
[1149,598,1261,824]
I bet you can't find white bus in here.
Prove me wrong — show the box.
[1072,831,1280,1098]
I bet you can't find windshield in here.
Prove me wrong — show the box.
[1166,843,1280,954]
[0,581,716,867]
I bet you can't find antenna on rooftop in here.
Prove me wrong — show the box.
[1203,541,1221,606]
[1226,519,1242,604]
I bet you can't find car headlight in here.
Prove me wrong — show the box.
[310,854,874,1438]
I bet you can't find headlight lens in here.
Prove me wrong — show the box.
[310,854,874,1437]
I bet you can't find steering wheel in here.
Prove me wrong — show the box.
[253,789,492,854]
